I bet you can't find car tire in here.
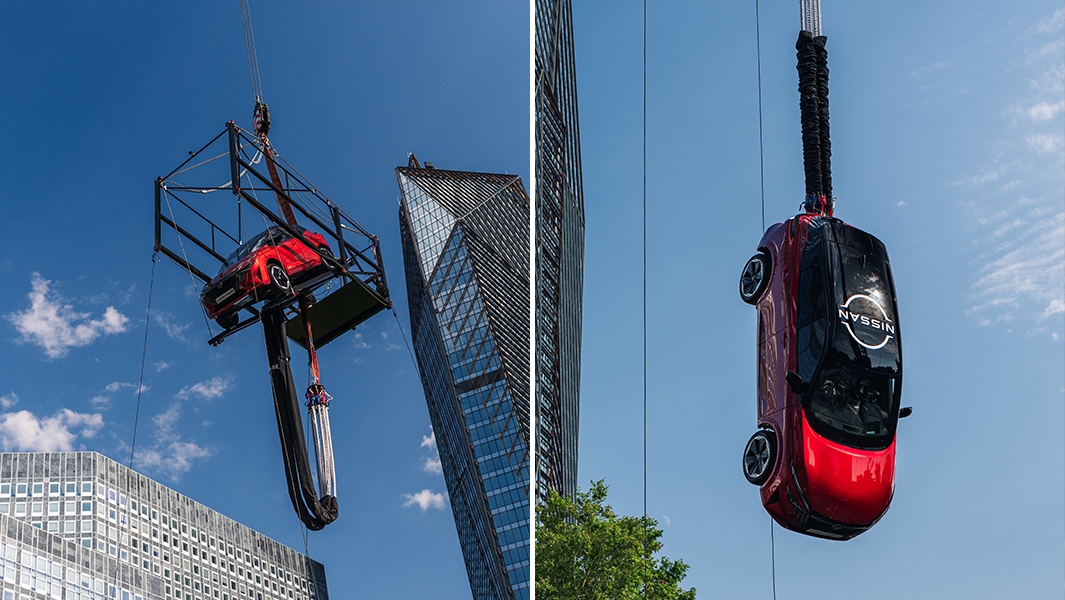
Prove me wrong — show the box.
[216,312,239,330]
[742,429,776,486]
[739,252,771,305]
[267,261,291,296]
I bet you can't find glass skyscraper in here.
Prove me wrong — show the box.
[0,452,326,600]
[397,157,531,600]
[535,0,584,501]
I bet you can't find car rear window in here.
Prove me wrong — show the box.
[830,227,900,374]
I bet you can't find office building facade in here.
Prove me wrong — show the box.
[0,452,326,600]
[397,157,530,600]
[535,0,584,501]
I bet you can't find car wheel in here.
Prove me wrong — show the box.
[739,252,771,305]
[267,262,291,296]
[216,312,239,330]
[742,429,776,486]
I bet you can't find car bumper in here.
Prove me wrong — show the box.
[202,268,250,317]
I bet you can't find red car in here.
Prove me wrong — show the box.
[739,213,907,540]
[201,225,331,329]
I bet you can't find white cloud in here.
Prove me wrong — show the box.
[0,393,18,409]
[385,343,402,352]
[963,9,1065,332]
[1026,8,1064,36]
[133,402,213,481]
[6,273,130,358]
[1045,298,1065,318]
[421,429,437,450]
[352,332,370,349]
[154,312,190,342]
[896,200,907,207]
[1025,133,1064,154]
[0,408,103,452]
[136,442,213,481]
[402,489,446,511]
[153,403,182,433]
[105,382,148,396]
[176,376,232,401]
[419,429,442,473]
[155,361,171,373]
[1027,100,1064,122]
[88,395,111,409]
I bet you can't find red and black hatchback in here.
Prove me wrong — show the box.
[201,225,331,329]
[739,214,907,540]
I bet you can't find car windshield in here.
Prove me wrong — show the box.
[805,362,898,449]
[221,226,300,269]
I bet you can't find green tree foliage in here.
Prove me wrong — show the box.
[536,480,696,600]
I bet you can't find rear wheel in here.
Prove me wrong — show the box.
[742,429,776,485]
[739,252,771,304]
[267,262,291,296]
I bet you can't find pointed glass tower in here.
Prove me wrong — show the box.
[535,0,584,501]
[397,157,530,600]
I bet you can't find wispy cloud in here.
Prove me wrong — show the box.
[88,396,111,409]
[0,393,18,409]
[176,376,232,401]
[1026,8,1064,37]
[402,489,446,511]
[105,381,148,395]
[6,273,130,358]
[352,332,370,349]
[963,9,1065,331]
[154,312,190,342]
[420,428,442,474]
[134,402,213,481]
[0,408,103,452]
[155,361,171,373]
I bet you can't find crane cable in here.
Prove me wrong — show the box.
[641,0,649,580]
[240,0,264,103]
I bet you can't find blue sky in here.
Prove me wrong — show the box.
[0,2,527,598]
[574,1,1063,598]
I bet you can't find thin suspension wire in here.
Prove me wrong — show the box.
[756,4,776,597]
[390,308,419,370]
[642,0,649,569]
[771,518,777,600]
[128,253,158,470]
[756,0,766,232]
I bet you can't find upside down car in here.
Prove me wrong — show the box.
[739,213,909,540]
[201,225,331,329]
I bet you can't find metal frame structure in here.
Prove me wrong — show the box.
[154,121,390,347]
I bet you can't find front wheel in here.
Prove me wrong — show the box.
[742,429,776,486]
[739,252,771,305]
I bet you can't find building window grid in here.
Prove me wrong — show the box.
[0,457,324,600]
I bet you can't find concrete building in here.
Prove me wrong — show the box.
[0,452,326,600]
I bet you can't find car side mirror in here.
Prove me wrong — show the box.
[785,371,807,394]
[899,406,913,419]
